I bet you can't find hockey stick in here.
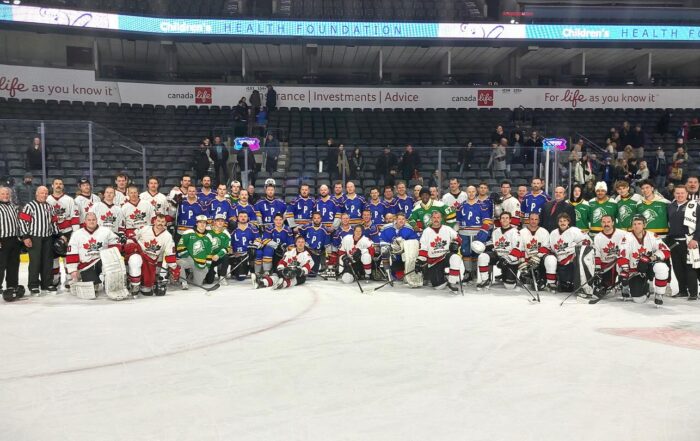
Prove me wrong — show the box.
[365,268,418,294]
[559,263,616,306]
[342,255,364,294]
[530,265,540,302]
[225,253,251,278]
[503,263,538,303]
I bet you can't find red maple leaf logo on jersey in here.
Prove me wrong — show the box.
[430,235,447,250]
[101,211,116,224]
[143,239,161,254]
[494,236,510,250]
[53,204,67,219]
[631,247,648,261]
[82,237,102,252]
[602,241,619,256]
[129,209,147,222]
[526,238,539,252]
[553,238,567,252]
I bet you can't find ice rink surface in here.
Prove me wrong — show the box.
[2,267,700,441]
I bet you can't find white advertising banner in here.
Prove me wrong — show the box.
[1,64,699,110]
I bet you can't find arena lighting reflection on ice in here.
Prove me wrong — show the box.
[2,4,700,42]
[542,138,568,151]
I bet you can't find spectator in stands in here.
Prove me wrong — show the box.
[400,144,421,181]
[678,122,689,142]
[349,147,364,180]
[610,131,623,158]
[211,136,229,187]
[662,182,675,201]
[633,160,650,189]
[265,85,277,111]
[604,141,616,160]
[600,157,616,191]
[511,132,522,165]
[690,118,700,140]
[427,170,445,189]
[336,144,351,182]
[324,138,336,177]
[193,137,214,182]
[524,130,541,164]
[375,146,397,185]
[517,185,528,204]
[26,136,44,173]
[491,125,506,144]
[622,145,634,162]
[649,146,667,188]
[669,146,689,185]
[386,167,398,187]
[457,141,474,174]
[540,186,576,232]
[630,123,646,159]
[249,90,261,114]
[264,133,280,173]
[15,173,36,208]
[413,185,422,201]
[615,159,633,184]
[657,110,671,134]
[582,179,597,200]
[256,107,268,135]
[488,142,506,175]
[247,184,258,205]
[237,142,257,185]
[619,121,632,147]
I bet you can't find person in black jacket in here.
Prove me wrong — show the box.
[193,138,214,181]
[400,144,421,181]
[375,146,397,185]
[540,186,576,232]
[26,136,44,173]
[211,136,230,187]
[349,147,364,180]
[324,138,337,180]
[457,141,474,174]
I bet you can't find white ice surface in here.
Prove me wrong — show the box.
[2,265,700,441]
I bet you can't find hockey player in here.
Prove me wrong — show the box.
[300,212,331,275]
[329,213,353,274]
[593,214,627,293]
[568,184,591,233]
[210,184,237,225]
[456,186,492,281]
[367,187,389,225]
[588,182,617,234]
[206,213,232,284]
[113,173,130,206]
[442,178,467,211]
[378,212,420,284]
[227,180,241,205]
[314,184,341,231]
[381,186,398,217]
[253,235,314,290]
[415,211,465,292]
[177,186,208,235]
[638,179,670,236]
[167,174,192,228]
[233,189,258,226]
[125,214,179,296]
[331,182,346,205]
[254,180,287,230]
[286,184,315,231]
[359,209,380,243]
[342,181,367,226]
[521,177,550,225]
[617,216,671,305]
[494,180,521,228]
[65,212,120,290]
[476,182,494,221]
[395,181,414,217]
[408,187,456,233]
[475,212,523,290]
[122,184,155,239]
[197,175,216,211]
[177,215,218,287]
[256,213,294,275]
[229,211,259,281]
[612,180,641,231]
[140,177,170,223]
[544,213,590,292]
[47,178,80,286]
[74,178,101,225]
[88,187,124,235]
[338,225,375,283]
[518,212,550,289]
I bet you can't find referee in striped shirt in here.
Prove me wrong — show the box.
[19,186,58,295]
[0,186,23,301]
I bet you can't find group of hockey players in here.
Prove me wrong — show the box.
[3,168,696,307]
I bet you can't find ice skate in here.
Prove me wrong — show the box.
[654,293,663,307]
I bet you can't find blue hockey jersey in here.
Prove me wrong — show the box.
[360,222,380,243]
[332,226,353,248]
[233,202,258,224]
[379,224,419,244]
[457,200,492,234]
[395,195,414,217]
[343,195,366,225]
[230,224,260,254]
[315,197,341,229]
[262,225,294,249]
[286,196,315,228]
[382,198,399,215]
[177,199,209,232]
[300,225,331,252]
[521,191,551,221]
[254,197,287,228]
[197,190,216,210]
[367,200,389,225]
[210,198,237,223]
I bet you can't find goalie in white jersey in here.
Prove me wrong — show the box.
[593,215,627,294]
[254,236,314,290]
[338,225,376,283]
[474,211,523,290]
[416,211,465,292]
[65,212,121,289]
[518,212,550,289]
[617,216,671,305]
[544,213,591,293]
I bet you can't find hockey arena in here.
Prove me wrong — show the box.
[2,1,700,440]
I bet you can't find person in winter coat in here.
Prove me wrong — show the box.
[265,85,277,111]
[193,138,214,181]
[457,141,474,173]
[375,146,398,185]
[336,145,351,181]
[349,147,363,180]
[649,146,667,188]
[26,136,44,172]
[249,90,261,114]
[400,144,421,181]
[264,133,280,173]
[324,138,337,179]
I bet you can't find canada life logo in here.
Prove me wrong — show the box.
[477,89,494,107]
[195,87,212,104]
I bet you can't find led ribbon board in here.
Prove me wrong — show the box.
[2,5,700,42]
[542,138,568,151]
[234,137,260,152]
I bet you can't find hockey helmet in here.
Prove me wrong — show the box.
[265,178,276,187]
[470,240,486,254]
[53,236,68,256]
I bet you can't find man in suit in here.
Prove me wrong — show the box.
[540,186,576,232]
[212,136,229,187]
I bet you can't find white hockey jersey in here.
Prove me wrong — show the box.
[88,201,125,234]
[113,189,128,207]
[618,231,670,270]
[492,226,523,259]
[418,225,460,263]
[549,226,588,265]
[65,226,119,273]
[593,229,627,268]
[140,191,170,218]
[47,193,79,234]
[74,193,101,224]
[339,234,376,258]
[121,199,155,236]
[494,195,522,227]
[133,225,177,267]
[519,226,550,259]
[167,186,185,221]
[442,191,468,211]
[277,248,314,275]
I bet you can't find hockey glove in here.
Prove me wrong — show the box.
[170,266,182,282]
[390,238,404,255]
[619,266,634,280]
[116,232,128,245]
[341,254,354,267]
[637,255,651,275]
[529,255,541,266]
[449,241,459,254]
[267,239,280,250]
[352,248,362,261]
[475,230,489,244]
[414,258,426,274]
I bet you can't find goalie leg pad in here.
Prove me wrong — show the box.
[447,254,465,285]
[127,253,143,286]
[652,262,669,296]
[360,252,372,278]
[574,245,596,296]
[476,251,495,284]
[401,239,422,287]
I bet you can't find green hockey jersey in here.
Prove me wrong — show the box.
[638,195,670,234]
[408,200,456,230]
[569,200,591,232]
[612,193,642,230]
[207,228,232,260]
[177,230,213,269]
[588,197,618,233]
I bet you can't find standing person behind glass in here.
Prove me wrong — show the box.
[193,137,214,182]
[15,172,37,208]
[211,135,229,187]
[264,133,280,173]
[26,136,44,175]
[349,147,363,180]
[457,141,474,174]
[336,145,351,182]
[265,85,277,111]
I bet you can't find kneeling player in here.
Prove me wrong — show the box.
[338,225,375,283]
[125,214,179,296]
[253,236,313,290]
[177,215,218,288]
[617,216,671,305]
[256,213,293,275]
[378,212,420,286]
[416,211,464,292]
[592,214,626,296]
[66,212,121,291]
[475,212,523,289]
[518,212,550,290]
[544,213,590,292]
[229,211,259,281]
[207,213,232,284]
